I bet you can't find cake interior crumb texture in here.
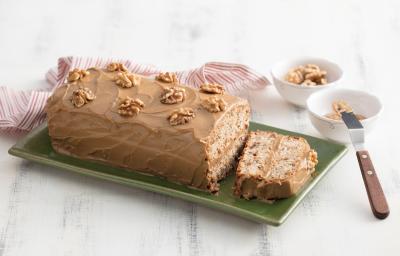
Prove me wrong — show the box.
[234,131,318,200]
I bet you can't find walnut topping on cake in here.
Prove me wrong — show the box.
[114,72,141,88]
[199,83,225,94]
[202,96,227,113]
[107,62,128,72]
[67,69,90,83]
[168,108,195,126]
[155,72,178,83]
[71,87,96,108]
[160,86,186,104]
[118,97,144,117]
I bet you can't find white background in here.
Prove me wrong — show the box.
[1,0,399,255]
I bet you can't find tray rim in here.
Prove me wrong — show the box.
[8,122,348,226]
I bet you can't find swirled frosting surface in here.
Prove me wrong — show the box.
[46,68,249,189]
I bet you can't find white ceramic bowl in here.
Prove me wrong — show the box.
[307,88,383,144]
[271,57,343,107]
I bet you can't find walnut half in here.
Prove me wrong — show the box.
[199,83,225,94]
[285,68,304,84]
[202,96,227,113]
[324,100,366,121]
[71,87,96,108]
[168,108,195,126]
[285,64,328,86]
[114,72,141,88]
[160,86,186,104]
[155,72,178,83]
[118,97,145,117]
[332,100,353,114]
[107,62,128,72]
[68,69,90,83]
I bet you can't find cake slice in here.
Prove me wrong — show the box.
[234,131,318,200]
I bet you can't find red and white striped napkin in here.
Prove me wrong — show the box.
[0,56,269,135]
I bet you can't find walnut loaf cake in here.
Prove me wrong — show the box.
[45,64,250,193]
[234,131,318,200]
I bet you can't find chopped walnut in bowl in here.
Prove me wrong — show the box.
[199,83,225,94]
[155,72,178,83]
[160,86,186,104]
[168,108,195,126]
[118,97,145,117]
[71,87,96,108]
[202,96,227,113]
[332,100,353,114]
[306,88,381,144]
[67,69,90,83]
[271,57,343,107]
[114,72,141,88]
[285,64,327,86]
[324,100,366,121]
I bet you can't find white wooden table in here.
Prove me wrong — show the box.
[1,0,399,255]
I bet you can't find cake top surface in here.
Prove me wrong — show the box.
[46,67,248,140]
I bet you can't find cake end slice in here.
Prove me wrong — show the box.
[234,131,318,200]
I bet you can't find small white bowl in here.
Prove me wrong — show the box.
[306,88,383,144]
[271,57,343,107]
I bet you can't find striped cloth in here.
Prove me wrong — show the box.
[0,56,269,135]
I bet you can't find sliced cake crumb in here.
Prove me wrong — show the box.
[234,131,318,200]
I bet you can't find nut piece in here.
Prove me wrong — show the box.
[155,72,178,83]
[71,87,96,108]
[301,79,317,86]
[332,100,353,114]
[199,83,225,94]
[285,64,327,86]
[201,96,227,113]
[324,100,366,121]
[324,112,342,120]
[160,86,186,104]
[286,68,304,84]
[107,62,128,72]
[114,72,141,88]
[168,108,195,126]
[118,97,145,117]
[308,149,319,169]
[303,64,320,73]
[67,69,90,82]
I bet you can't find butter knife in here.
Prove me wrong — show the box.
[341,111,389,219]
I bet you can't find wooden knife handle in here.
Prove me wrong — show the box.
[356,150,389,219]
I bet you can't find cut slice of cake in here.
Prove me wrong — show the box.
[234,131,318,200]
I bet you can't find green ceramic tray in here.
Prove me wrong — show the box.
[8,122,347,226]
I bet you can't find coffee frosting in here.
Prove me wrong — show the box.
[46,68,249,190]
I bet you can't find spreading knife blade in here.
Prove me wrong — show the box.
[341,112,365,151]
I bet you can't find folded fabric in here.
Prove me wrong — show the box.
[0,56,270,135]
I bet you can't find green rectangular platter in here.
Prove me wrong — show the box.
[8,122,347,226]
